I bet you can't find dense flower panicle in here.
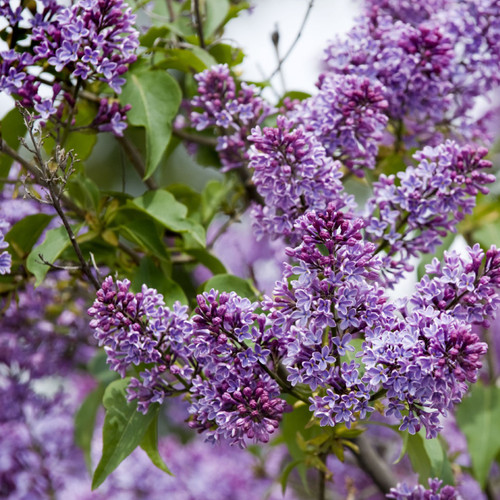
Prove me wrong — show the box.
[364,141,494,285]
[188,290,286,446]
[365,0,452,25]
[88,277,194,413]
[189,64,275,171]
[364,309,487,437]
[411,244,500,327]
[294,73,389,175]
[0,220,11,275]
[31,0,138,91]
[249,116,348,243]
[387,478,460,499]
[324,16,454,145]
[0,0,138,132]
[263,204,396,426]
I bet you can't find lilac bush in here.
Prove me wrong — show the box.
[2,0,500,498]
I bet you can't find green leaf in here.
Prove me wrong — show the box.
[473,221,500,251]
[0,107,25,180]
[118,219,170,261]
[189,46,218,69]
[120,70,182,179]
[26,224,81,286]
[185,248,226,275]
[201,179,230,224]
[75,384,105,471]
[67,174,100,213]
[153,48,209,73]
[406,429,454,486]
[130,190,206,247]
[202,273,256,299]
[204,0,230,39]
[6,214,53,259]
[140,414,173,475]
[131,256,187,306]
[88,351,120,385]
[209,43,245,67]
[139,26,170,47]
[456,384,500,487]
[280,402,320,490]
[280,459,303,494]
[92,379,160,490]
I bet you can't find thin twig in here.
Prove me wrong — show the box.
[192,0,206,48]
[20,112,101,290]
[318,452,328,500]
[271,25,286,92]
[166,0,175,22]
[0,138,86,218]
[37,255,81,271]
[173,128,218,147]
[61,77,83,147]
[266,0,314,82]
[115,135,158,190]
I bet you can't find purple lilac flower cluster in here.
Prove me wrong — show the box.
[262,203,390,427]
[87,277,194,413]
[324,15,454,146]
[0,219,11,275]
[248,116,348,243]
[363,244,500,437]
[88,280,287,446]
[364,141,494,284]
[365,0,452,24]
[387,478,459,499]
[0,0,138,134]
[189,64,275,171]
[411,244,500,327]
[324,0,500,147]
[188,290,286,446]
[294,73,389,175]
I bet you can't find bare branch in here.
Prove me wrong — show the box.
[266,0,314,83]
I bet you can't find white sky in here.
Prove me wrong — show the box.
[224,0,361,96]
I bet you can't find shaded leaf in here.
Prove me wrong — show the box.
[92,379,160,490]
[75,384,105,471]
[120,70,182,179]
[131,256,187,306]
[456,384,500,487]
[26,224,81,286]
[140,415,172,475]
[6,214,53,259]
[130,190,205,247]
[406,429,454,486]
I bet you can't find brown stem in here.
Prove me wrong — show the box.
[192,0,206,48]
[318,452,328,500]
[173,128,218,147]
[115,135,158,190]
[48,180,101,290]
[351,435,396,495]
